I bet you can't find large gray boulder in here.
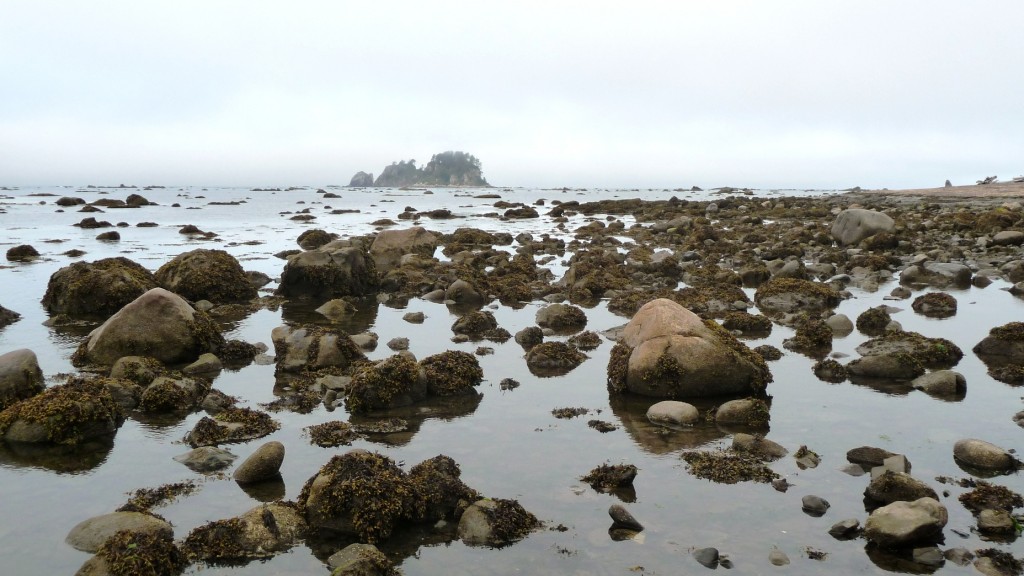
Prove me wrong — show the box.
[66,511,173,553]
[277,239,379,299]
[41,257,157,317]
[368,227,439,274]
[864,498,947,547]
[831,208,895,246]
[607,299,771,398]
[154,249,257,303]
[0,349,44,411]
[72,288,224,367]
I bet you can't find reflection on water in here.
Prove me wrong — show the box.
[0,436,113,474]
[608,394,727,455]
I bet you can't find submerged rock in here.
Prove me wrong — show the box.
[173,446,237,473]
[327,543,399,576]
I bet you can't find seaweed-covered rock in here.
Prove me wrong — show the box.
[721,312,773,335]
[526,342,587,376]
[420,350,483,396]
[327,543,400,576]
[607,298,771,398]
[535,303,587,331]
[754,278,841,314]
[856,306,893,336]
[0,304,20,330]
[457,498,540,547]
[184,407,279,447]
[783,317,834,355]
[181,503,305,562]
[42,257,157,317]
[581,464,638,492]
[109,356,165,386]
[514,326,544,350]
[5,244,40,261]
[912,292,957,318]
[974,322,1024,367]
[66,512,174,553]
[270,325,366,373]
[731,433,788,460]
[0,377,123,444]
[856,331,963,369]
[407,454,480,522]
[847,353,925,380]
[277,239,379,299]
[831,208,895,246]
[0,349,44,411]
[714,397,770,427]
[680,449,779,484]
[297,228,337,250]
[369,227,439,274]
[345,355,426,414]
[77,529,185,576]
[138,376,211,413]
[72,288,224,367]
[865,471,939,507]
[154,249,257,304]
[451,310,499,337]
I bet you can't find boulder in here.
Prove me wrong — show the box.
[911,292,957,318]
[714,398,770,426]
[864,498,947,547]
[846,354,925,380]
[992,230,1024,246]
[753,278,841,314]
[607,298,771,398]
[826,314,854,336]
[831,208,896,246]
[72,288,224,367]
[368,227,438,274]
[855,331,962,369]
[154,249,257,303]
[457,498,539,547]
[181,503,305,562]
[525,342,587,376]
[66,511,173,553]
[911,370,966,396]
[0,304,20,330]
[296,228,337,250]
[953,438,1017,471]
[0,378,123,444]
[182,353,222,376]
[646,400,698,427]
[173,446,237,472]
[899,263,972,289]
[41,257,157,317]
[535,303,587,331]
[0,349,44,411]
[138,376,211,413]
[864,471,938,506]
[270,325,365,373]
[277,239,379,299]
[328,543,396,576]
[344,355,426,414]
[420,350,483,396]
[5,244,40,261]
[233,441,285,483]
[732,433,788,460]
[444,279,485,303]
[973,322,1024,366]
[109,356,163,386]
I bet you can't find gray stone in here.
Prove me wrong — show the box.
[953,438,1016,471]
[183,352,222,376]
[66,511,173,553]
[445,279,484,303]
[864,497,947,547]
[315,299,356,321]
[829,518,860,539]
[386,337,409,351]
[831,208,895,246]
[173,446,237,472]
[732,433,787,460]
[992,230,1024,246]
[865,470,937,505]
[911,370,965,396]
[693,547,720,568]
[769,549,790,566]
[802,495,830,516]
[402,311,425,323]
[233,441,285,484]
[846,354,924,380]
[369,227,438,274]
[0,349,44,410]
[277,239,378,299]
[943,547,974,566]
[977,508,1015,534]
[715,398,767,426]
[912,546,945,568]
[270,325,365,373]
[826,314,854,335]
[608,504,643,531]
[646,400,698,427]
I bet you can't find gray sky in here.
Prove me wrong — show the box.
[2,1,1022,189]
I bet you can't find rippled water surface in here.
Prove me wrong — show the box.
[1,184,1022,575]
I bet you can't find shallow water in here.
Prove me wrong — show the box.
[1,185,1022,575]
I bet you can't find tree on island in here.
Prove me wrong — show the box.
[358,151,490,187]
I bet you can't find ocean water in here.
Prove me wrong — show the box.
[0,184,1022,575]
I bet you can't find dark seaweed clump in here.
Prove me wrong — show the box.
[681,449,779,484]
[96,530,185,576]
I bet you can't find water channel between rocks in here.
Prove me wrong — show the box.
[1,185,1022,575]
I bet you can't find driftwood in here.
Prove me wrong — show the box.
[1012,175,1024,183]
[976,175,998,185]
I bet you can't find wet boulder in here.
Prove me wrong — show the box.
[864,498,947,547]
[66,511,173,553]
[846,353,925,380]
[526,342,587,376]
[138,376,211,413]
[296,228,337,250]
[233,441,285,484]
[899,262,972,289]
[831,208,895,246]
[277,239,379,299]
[856,331,962,369]
[0,304,20,329]
[328,543,398,576]
[0,378,123,445]
[911,292,957,318]
[270,325,366,373]
[953,439,1017,472]
[0,349,44,411]
[72,288,224,367]
[865,471,938,507]
[457,498,540,547]
[345,355,426,414]
[6,244,39,261]
[714,398,770,427]
[444,279,485,303]
[184,407,279,447]
[536,303,588,332]
[181,503,305,562]
[973,322,1024,366]
[753,278,841,314]
[420,350,483,396]
[154,249,257,304]
[42,257,157,317]
[369,227,439,274]
[911,370,966,397]
[607,298,771,398]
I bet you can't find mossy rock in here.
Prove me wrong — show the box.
[721,312,773,335]
[297,229,337,250]
[754,277,841,314]
[525,342,587,376]
[184,407,279,447]
[0,377,124,445]
[80,529,185,576]
[345,355,425,414]
[420,351,483,396]
[973,322,1024,367]
[407,454,480,522]
[911,292,957,318]
[457,498,540,547]
[181,503,305,563]
[451,310,499,336]
[567,330,603,350]
[277,242,379,299]
[856,306,893,336]
[784,317,834,356]
[42,257,157,317]
[857,331,963,369]
[138,377,211,413]
[155,249,257,304]
[581,464,638,492]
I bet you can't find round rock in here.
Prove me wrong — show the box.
[66,511,173,553]
[233,440,285,484]
[646,400,698,427]
[953,438,1016,471]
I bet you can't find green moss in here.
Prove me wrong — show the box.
[0,377,124,444]
[420,351,483,396]
[97,529,185,576]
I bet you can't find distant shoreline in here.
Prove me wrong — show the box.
[863,181,1024,198]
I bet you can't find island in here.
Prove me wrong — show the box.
[349,151,490,187]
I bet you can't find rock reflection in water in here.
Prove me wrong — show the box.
[608,394,727,455]
[0,435,114,473]
[281,295,380,335]
[348,392,483,446]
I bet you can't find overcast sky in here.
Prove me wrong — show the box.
[2,1,1022,189]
